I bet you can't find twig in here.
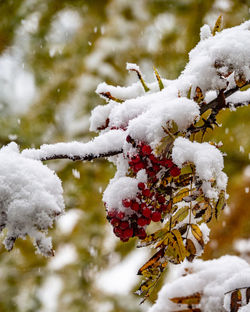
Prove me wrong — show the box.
[39,149,123,162]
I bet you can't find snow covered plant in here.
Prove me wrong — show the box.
[1,16,250,309]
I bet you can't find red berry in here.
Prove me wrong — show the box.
[108,209,117,218]
[122,199,132,208]
[151,211,162,222]
[153,164,160,172]
[120,221,129,230]
[142,189,151,197]
[145,218,151,225]
[142,208,151,218]
[131,201,140,212]
[140,202,146,210]
[141,145,152,156]
[111,218,120,226]
[126,135,132,143]
[137,217,148,227]
[149,154,159,164]
[161,159,174,168]
[134,162,145,172]
[117,211,125,220]
[157,195,165,204]
[123,228,133,238]
[131,155,141,164]
[137,228,147,239]
[170,166,181,177]
[138,182,145,190]
[113,227,122,237]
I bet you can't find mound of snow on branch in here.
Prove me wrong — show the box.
[149,255,250,312]
[0,142,64,256]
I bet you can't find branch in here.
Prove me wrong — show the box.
[38,149,123,162]
[200,81,250,115]
[22,130,125,162]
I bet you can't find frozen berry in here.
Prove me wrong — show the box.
[123,228,133,238]
[137,217,148,227]
[138,182,145,190]
[170,166,181,177]
[120,221,129,230]
[137,228,147,239]
[111,218,120,226]
[131,201,140,212]
[141,144,152,156]
[122,199,132,208]
[151,211,162,222]
[142,208,151,218]
[117,211,125,219]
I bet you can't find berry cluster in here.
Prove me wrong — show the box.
[106,135,181,242]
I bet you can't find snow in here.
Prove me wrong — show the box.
[22,129,126,160]
[0,142,64,256]
[172,137,228,199]
[149,256,250,312]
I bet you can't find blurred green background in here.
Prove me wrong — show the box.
[0,0,249,311]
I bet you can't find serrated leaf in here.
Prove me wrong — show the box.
[154,66,164,91]
[212,15,223,36]
[173,188,190,204]
[194,86,204,104]
[170,292,201,305]
[186,238,196,262]
[215,190,226,219]
[191,224,204,247]
[230,289,242,312]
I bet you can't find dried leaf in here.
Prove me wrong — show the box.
[191,224,204,247]
[215,190,226,219]
[194,86,204,104]
[170,292,201,305]
[230,289,242,312]
[212,15,223,36]
[138,249,164,276]
[186,238,196,262]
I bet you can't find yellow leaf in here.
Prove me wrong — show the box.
[173,188,190,204]
[172,229,188,262]
[212,15,223,36]
[191,224,204,247]
[234,71,247,88]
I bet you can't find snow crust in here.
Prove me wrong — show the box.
[172,137,227,199]
[149,256,250,312]
[0,142,64,256]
